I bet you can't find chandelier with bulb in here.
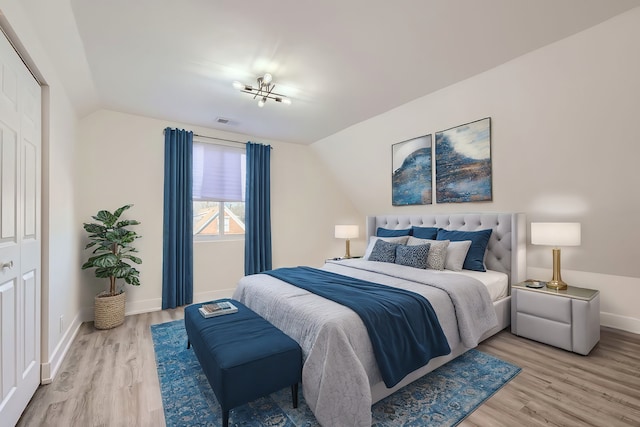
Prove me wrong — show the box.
[233,73,291,107]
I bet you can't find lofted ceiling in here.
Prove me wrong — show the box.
[20,0,640,144]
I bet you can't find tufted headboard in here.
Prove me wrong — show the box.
[366,213,526,286]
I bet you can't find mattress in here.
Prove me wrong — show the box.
[360,265,509,302]
[454,269,509,302]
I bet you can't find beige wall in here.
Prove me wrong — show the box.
[312,8,640,332]
[77,109,360,312]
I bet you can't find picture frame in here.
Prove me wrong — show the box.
[392,134,432,206]
[435,117,492,203]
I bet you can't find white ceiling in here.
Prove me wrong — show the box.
[21,0,640,144]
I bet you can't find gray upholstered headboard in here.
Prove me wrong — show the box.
[366,213,526,286]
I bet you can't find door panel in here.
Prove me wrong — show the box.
[23,141,36,238]
[0,278,17,400]
[23,270,37,373]
[1,127,17,240]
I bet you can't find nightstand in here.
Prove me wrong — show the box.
[511,281,600,355]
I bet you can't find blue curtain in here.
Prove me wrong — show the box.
[162,128,193,309]
[244,142,272,275]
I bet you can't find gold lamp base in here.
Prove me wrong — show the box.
[546,248,568,290]
[343,239,352,259]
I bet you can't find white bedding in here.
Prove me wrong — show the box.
[451,269,509,301]
[232,260,499,426]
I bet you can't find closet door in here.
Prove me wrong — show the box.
[0,27,42,426]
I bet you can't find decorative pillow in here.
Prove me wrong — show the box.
[368,240,398,263]
[444,240,472,272]
[411,226,439,240]
[395,243,430,269]
[407,236,449,270]
[363,235,409,260]
[376,227,411,237]
[437,229,493,272]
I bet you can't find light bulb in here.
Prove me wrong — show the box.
[281,97,291,105]
[232,81,243,90]
[258,97,266,107]
[263,73,273,84]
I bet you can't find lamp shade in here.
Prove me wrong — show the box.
[335,225,359,239]
[531,222,581,246]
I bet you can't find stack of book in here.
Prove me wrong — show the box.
[199,301,239,318]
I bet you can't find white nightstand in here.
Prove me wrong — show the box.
[511,281,600,355]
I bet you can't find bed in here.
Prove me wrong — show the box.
[233,213,526,426]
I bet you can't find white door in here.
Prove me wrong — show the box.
[0,27,42,426]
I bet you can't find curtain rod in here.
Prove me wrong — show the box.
[193,133,274,150]
[164,129,273,149]
[193,133,246,146]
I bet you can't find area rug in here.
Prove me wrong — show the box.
[151,320,520,426]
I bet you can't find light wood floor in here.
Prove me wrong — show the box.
[17,310,640,427]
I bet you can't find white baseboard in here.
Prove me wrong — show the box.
[40,310,85,384]
[193,288,235,303]
[121,289,236,315]
[125,297,162,316]
[600,312,640,335]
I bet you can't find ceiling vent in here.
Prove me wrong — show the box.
[215,117,232,125]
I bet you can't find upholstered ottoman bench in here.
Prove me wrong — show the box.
[184,299,302,427]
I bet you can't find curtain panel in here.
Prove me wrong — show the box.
[244,142,272,275]
[162,128,194,309]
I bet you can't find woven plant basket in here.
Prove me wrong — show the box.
[94,291,126,330]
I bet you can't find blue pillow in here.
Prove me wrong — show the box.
[436,229,493,272]
[368,239,398,263]
[411,226,439,239]
[376,227,411,237]
[395,243,430,269]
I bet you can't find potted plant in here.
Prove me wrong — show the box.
[82,204,142,329]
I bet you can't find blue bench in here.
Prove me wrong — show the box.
[184,299,302,427]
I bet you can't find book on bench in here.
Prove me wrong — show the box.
[199,301,238,318]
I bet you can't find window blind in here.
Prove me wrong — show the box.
[192,141,246,202]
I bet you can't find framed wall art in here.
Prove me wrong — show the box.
[392,134,432,206]
[435,117,492,203]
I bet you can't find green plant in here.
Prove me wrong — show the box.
[82,204,142,296]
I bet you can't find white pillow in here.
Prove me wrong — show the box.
[444,240,472,271]
[363,235,409,260]
[406,237,450,270]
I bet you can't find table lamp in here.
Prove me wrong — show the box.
[530,222,581,290]
[335,225,359,259]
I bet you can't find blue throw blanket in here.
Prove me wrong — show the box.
[263,267,451,387]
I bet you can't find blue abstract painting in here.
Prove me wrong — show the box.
[436,118,492,203]
[392,135,432,206]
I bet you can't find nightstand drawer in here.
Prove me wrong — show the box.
[516,290,571,324]
[516,312,572,351]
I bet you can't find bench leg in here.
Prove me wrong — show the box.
[291,383,299,408]
[222,408,229,427]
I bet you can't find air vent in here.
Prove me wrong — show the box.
[216,117,232,125]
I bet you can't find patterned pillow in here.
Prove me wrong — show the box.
[363,235,409,260]
[395,243,430,269]
[406,237,450,270]
[368,239,398,263]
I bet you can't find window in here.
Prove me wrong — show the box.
[192,140,246,239]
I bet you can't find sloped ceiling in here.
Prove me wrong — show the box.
[20,0,640,144]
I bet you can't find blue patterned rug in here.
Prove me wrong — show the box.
[151,320,520,426]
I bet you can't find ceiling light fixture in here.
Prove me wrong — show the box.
[233,73,292,107]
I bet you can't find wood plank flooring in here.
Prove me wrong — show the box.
[17,310,640,427]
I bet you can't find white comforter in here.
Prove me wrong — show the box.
[232,259,498,426]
